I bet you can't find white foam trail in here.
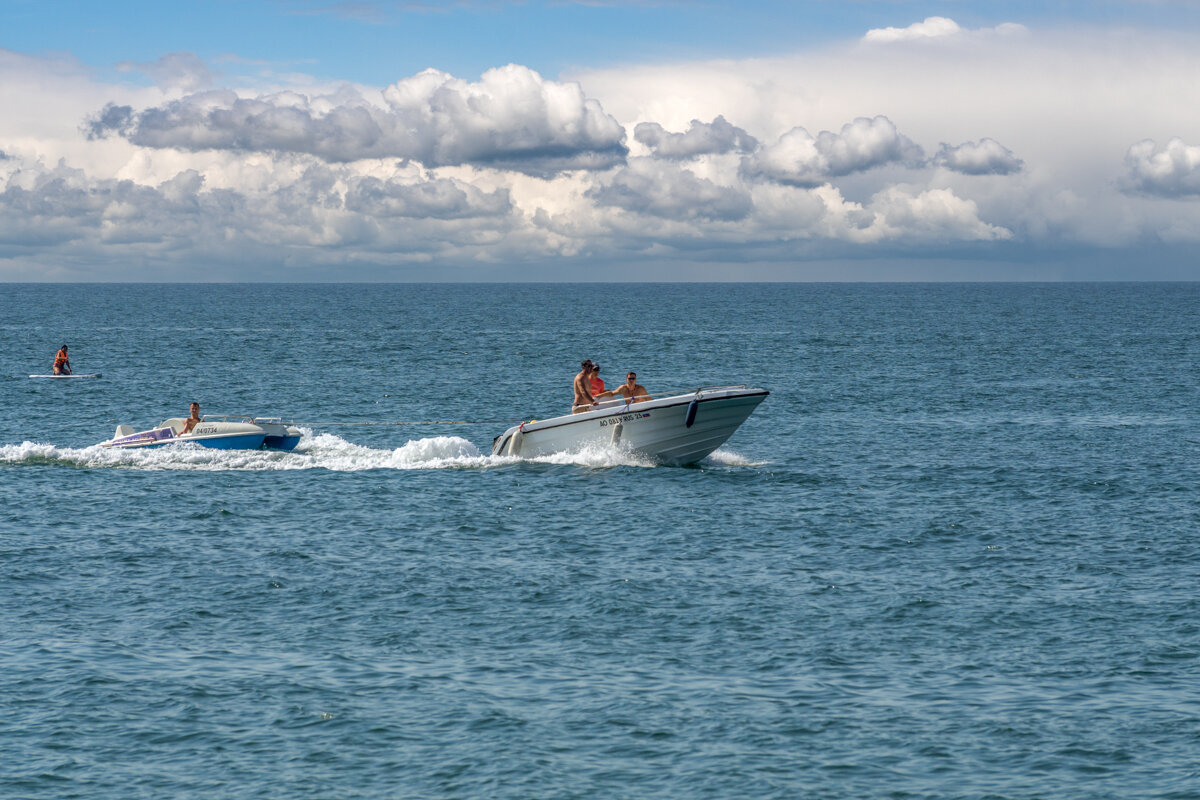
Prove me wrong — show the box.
[0,431,490,472]
[289,432,492,471]
[704,448,769,467]
[0,432,762,471]
[522,442,658,469]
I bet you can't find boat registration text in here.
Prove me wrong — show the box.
[600,413,650,427]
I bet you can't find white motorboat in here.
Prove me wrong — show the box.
[100,415,302,451]
[491,385,768,466]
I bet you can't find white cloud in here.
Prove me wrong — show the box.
[0,154,524,275]
[741,116,923,186]
[380,65,628,173]
[1123,138,1200,197]
[88,64,628,175]
[115,52,216,93]
[862,16,1028,44]
[344,175,513,219]
[867,186,1012,241]
[587,158,752,221]
[935,138,1023,175]
[633,115,757,159]
[5,19,1200,278]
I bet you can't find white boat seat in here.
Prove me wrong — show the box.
[159,418,187,434]
[114,425,133,438]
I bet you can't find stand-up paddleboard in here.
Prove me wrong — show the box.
[29,373,102,379]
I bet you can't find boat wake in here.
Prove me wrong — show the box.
[0,430,759,471]
[703,448,768,468]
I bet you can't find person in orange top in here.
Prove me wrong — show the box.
[589,363,605,397]
[52,345,71,375]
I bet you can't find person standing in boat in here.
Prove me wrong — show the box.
[609,372,652,404]
[573,360,598,413]
[180,402,202,436]
[52,345,71,375]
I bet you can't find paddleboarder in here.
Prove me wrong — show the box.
[52,345,71,375]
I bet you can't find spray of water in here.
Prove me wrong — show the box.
[0,430,754,471]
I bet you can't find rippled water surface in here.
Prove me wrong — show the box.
[2,283,1199,799]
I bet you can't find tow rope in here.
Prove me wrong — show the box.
[284,420,516,426]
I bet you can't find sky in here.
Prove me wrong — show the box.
[2,0,1200,281]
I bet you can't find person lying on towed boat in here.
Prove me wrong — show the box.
[603,372,652,404]
[180,402,202,435]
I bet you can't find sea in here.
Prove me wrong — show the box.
[1,282,1198,800]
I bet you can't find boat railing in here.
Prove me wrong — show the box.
[590,385,751,412]
[649,384,749,400]
[690,384,749,394]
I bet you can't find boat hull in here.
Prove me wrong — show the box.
[255,419,302,451]
[101,426,268,450]
[492,387,768,466]
[263,433,301,451]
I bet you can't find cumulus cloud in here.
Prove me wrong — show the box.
[866,186,1012,241]
[741,115,923,186]
[863,16,1028,44]
[935,138,1023,175]
[85,103,135,140]
[344,175,512,219]
[749,183,1010,245]
[11,22,1200,278]
[633,115,758,159]
[587,158,752,221]
[0,155,520,272]
[87,64,628,175]
[1122,138,1200,197]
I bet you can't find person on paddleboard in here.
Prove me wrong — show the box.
[180,402,202,436]
[52,345,71,375]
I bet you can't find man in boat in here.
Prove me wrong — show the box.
[52,345,71,375]
[607,372,652,404]
[180,402,202,436]
[573,360,598,413]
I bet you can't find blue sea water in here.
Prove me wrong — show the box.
[2,282,1199,799]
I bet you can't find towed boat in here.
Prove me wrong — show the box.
[100,415,302,451]
[492,385,768,466]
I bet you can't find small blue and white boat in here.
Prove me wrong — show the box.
[100,415,302,451]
